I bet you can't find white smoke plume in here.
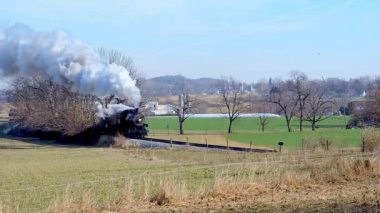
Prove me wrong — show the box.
[0,24,141,106]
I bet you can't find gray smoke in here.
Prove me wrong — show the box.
[96,103,133,118]
[0,24,141,106]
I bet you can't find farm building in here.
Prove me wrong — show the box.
[145,101,176,115]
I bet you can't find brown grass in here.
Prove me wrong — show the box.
[41,151,380,213]
[46,191,98,213]
[362,128,380,152]
[96,135,137,149]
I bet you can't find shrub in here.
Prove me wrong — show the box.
[7,76,99,137]
[96,135,137,149]
[362,128,380,152]
[96,135,116,147]
[303,135,333,151]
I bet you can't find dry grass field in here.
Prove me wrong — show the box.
[0,136,379,212]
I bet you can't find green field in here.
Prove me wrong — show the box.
[146,115,362,149]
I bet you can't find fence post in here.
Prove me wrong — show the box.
[166,123,169,136]
[362,137,365,152]
[203,137,208,162]
[170,137,172,149]
[250,141,252,152]
[227,137,230,163]
[326,140,329,151]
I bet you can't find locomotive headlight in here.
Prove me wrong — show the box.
[133,114,145,126]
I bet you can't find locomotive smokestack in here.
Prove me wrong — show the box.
[0,24,141,106]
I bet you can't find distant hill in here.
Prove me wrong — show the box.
[141,75,219,97]
[149,75,187,85]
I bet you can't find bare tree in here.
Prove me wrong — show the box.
[217,77,247,134]
[304,81,332,131]
[268,81,298,132]
[368,79,380,117]
[333,94,351,127]
[253,78,272,98]
[97,47,145,89]
[7,76,99,136]
[360,79,380,126]
[288,71,310,131]
[255,101,273,132]
[173,81,198,135]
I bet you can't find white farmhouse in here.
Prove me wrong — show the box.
[145,101,176,115]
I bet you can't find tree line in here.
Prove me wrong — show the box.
[176,71,380,135]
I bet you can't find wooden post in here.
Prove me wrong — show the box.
[362,137,365,152]
[227,137,230,163]
[204,137,208,162]
[250,141,252,152]
[326,140,329,151]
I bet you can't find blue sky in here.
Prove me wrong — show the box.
[0,0,379,82]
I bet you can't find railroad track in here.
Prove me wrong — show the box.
[142,137,276,153]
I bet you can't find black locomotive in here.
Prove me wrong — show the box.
[101,108,148,138]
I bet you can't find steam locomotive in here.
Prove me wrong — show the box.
[100,108,148,138]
